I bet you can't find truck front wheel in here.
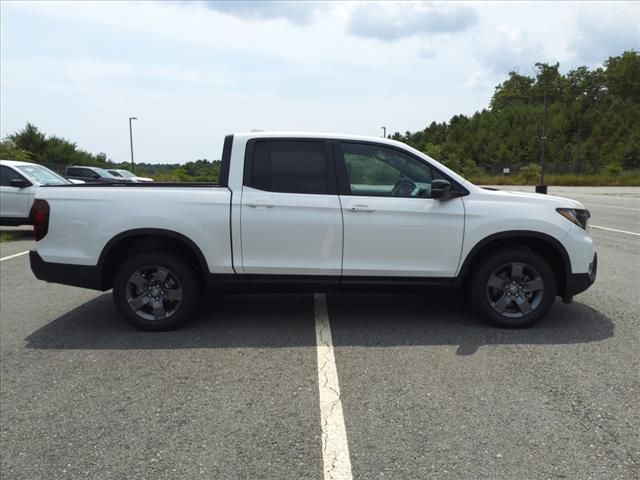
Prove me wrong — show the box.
[113,252,200,331]
[470,249,557,328]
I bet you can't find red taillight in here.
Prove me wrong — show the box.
[30,199,50,241]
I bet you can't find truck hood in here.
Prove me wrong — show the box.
[477,187,586,210]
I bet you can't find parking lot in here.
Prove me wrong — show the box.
[1,186,638,480]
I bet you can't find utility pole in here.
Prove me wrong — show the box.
[536,78,548,194]
[129,116,137,173]
[381,126,387,138]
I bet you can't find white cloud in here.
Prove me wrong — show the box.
[569,11,640,66]
[347,2,478,41]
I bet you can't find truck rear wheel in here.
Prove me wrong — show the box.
[113,252,200,331]
[470,249,557,328]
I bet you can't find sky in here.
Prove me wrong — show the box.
[1,1,639,165]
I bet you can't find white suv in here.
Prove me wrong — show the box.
[0,160,80,226]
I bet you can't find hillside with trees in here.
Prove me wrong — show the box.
[391,50,639,184]
[1,51,638,185]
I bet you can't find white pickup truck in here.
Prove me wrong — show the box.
[29,132,596,330]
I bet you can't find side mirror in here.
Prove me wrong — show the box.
[431,179,452,199]
[9,178,31,189]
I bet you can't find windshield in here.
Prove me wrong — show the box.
[116,170,136,178]
[15,164,69,185]
[94,167,119,178]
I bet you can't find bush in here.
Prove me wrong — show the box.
[520,163,541,182]
[604,163,622,176]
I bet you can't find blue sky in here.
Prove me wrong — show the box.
[1,1,638,164]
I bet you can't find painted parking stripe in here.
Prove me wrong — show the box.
[587,203,640,212]
[0,251,29,262]
[314,293,353,480]
[591,225,640,236]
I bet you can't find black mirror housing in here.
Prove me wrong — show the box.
[9,178,31,189]
[431,179,452,199]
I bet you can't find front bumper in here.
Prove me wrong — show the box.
[564,252,597,301]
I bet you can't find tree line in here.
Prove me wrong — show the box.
[391,50,639,180]
[0,123,220,182]
[1,50,638,184]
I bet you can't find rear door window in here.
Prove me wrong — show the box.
[247,140,334,195]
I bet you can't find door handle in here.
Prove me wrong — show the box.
[349,205,375,213]
[247,200,274,209]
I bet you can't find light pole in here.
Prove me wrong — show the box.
[381,126,387,138]
[129,116,137,173]
[536,77,548,194]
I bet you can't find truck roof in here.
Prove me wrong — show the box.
[234,131,407,147]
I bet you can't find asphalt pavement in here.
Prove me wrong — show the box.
[1,186,638,480]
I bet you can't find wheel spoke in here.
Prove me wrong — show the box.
[129,272,149,289]
[493,294,512,313]
[510,263,524,282]
[152,301,166,318]
[514,295,533,313]
[152,268,169,284]
[165,288,182,301]
[523,278,544,292]
[129,293,150,311]
[487,274,506,291]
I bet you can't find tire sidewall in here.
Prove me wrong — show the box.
[113,252,200,331]
[471,249,557,328]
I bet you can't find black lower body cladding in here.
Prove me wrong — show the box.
[30,250,104,290]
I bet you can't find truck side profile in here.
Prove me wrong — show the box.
[29,132,597,330]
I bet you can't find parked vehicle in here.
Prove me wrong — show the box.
[106,169,154,182]
[29,132,596,331]
[0,160,82,226]
[64,166,132,183]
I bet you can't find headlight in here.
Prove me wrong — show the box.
[557,208,590,229]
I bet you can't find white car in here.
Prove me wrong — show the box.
[29,132,596,331]
[107,169,154,182]
[0,160,82,226]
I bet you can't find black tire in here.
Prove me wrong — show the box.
[113,251,200,331]
[470,248,557,328]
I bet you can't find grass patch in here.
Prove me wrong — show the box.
[0,230,32,242]
[0,232,20,242]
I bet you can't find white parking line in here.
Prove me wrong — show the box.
[314,293,353,480]
[591,225,640,236]
[587,203,640,212]
[0,251,29,262]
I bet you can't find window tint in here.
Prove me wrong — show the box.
[340,143,441,198]
[69,168,99,179]
[0,166,25,186]
[250,141,329,194]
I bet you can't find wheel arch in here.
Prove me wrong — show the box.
[457,230,572,297]
[98,228,209,290]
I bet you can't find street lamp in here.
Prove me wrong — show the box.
[381,126,387,138]
[129,116,137,173]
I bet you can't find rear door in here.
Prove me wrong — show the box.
[337,141,465,278]
[240,139,343,277]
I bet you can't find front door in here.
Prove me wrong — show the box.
[337,141,465,278]
[0,166,33,220]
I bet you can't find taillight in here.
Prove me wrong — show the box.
[30,199,50,241]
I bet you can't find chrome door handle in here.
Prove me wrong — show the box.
[349,205,375,213]
[247,200,274,209]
